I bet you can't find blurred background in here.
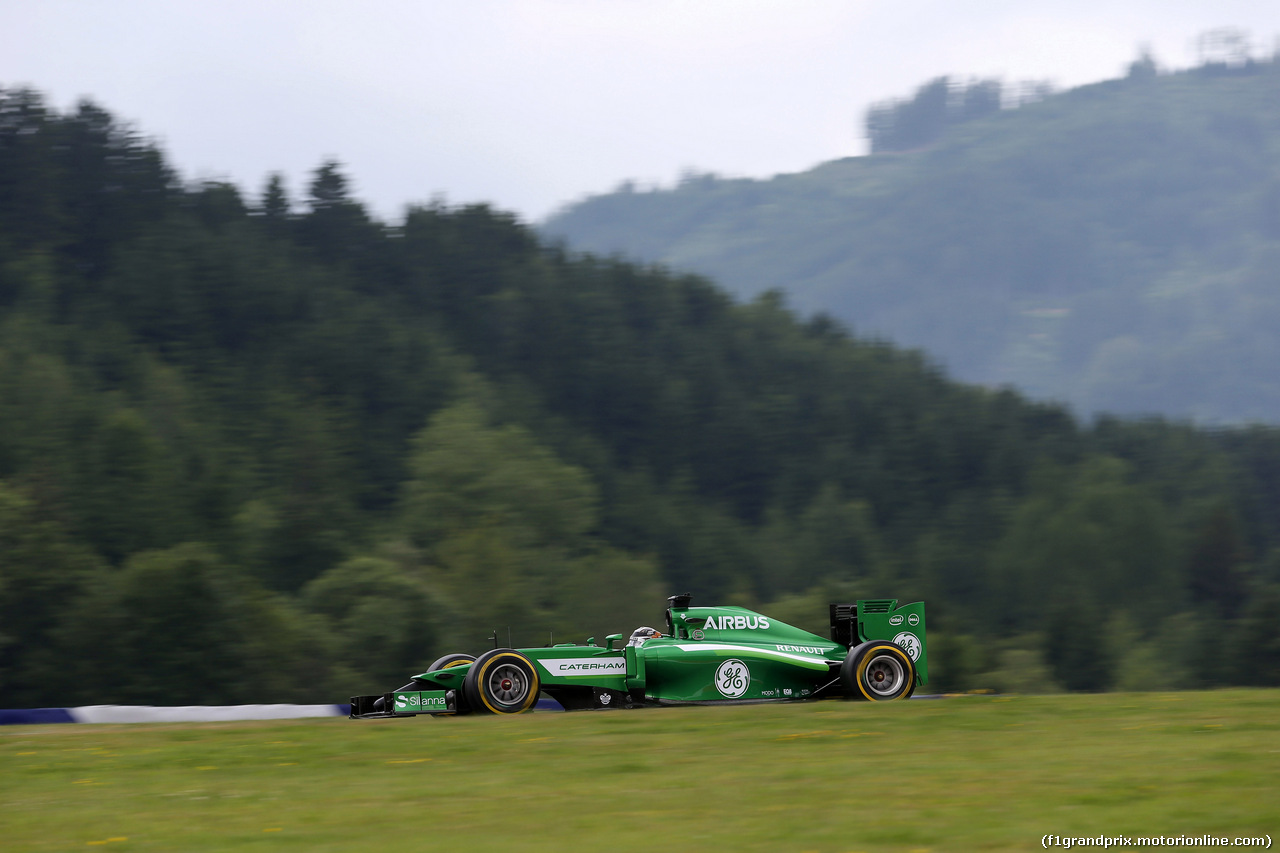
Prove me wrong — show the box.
[1,3,1279,707]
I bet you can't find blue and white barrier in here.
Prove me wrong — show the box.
[0,704,350,725]
[1,699,562,724]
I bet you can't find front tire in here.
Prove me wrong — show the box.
[429,653,477,715]
[464,649,541,714]
[841,641,917,701]
[371,654,480,714]
[428,653,476,672]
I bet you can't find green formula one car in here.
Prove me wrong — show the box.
[350,594,927,718]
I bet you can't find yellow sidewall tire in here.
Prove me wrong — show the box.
[467,650,541,714]
[848,642,916,701]
[427,653,476,672]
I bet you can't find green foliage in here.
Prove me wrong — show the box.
[1185,504,1250,619]
[1105,611,1185,692]
[1229,583,1280,686]
[794,487,886,585]
[975,646,1061,695]
[73,407,173,563]
[400,399,598,553]
[544,58,1280,424]
[1045,601,1115,692]
[302,555,440,690]
[547,546,666,646]
[54,543,330,704]
[257,171,290,223]
[396,398,664,646]
[0,482,103,704]
[988,457,1177,630]
[865,76,1011,153]
[927,632,980,693]
[3,84,1280,704]
[756,588,834,637]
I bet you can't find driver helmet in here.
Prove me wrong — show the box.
[627,626,663,647]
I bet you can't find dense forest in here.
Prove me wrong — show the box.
[543,51,1280,424]
[0,86,1278,708]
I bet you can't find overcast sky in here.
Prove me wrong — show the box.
[3,1,1276,223]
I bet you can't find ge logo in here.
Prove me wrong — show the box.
[892,632,922,661]
[714,659,750,698]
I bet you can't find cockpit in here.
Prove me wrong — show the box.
[626,626,663,647]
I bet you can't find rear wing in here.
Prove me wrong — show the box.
[830,599,928,685]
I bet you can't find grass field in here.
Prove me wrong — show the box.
[2,690,1277,852]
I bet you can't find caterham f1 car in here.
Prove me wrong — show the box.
[350,594,927,717]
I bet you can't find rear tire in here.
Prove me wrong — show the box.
[464,649,541,714]
[840,641,917,701]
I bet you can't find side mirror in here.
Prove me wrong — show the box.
[605,633,624,651]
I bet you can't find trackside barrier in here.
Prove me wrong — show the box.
[0,704,351,725]
[0,707,78,725]
[2,698,563,725]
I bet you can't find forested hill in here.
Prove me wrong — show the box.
[0,87,1278,707]
[542,57,1280,423]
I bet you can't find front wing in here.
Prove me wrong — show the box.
[349,688,459,718]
